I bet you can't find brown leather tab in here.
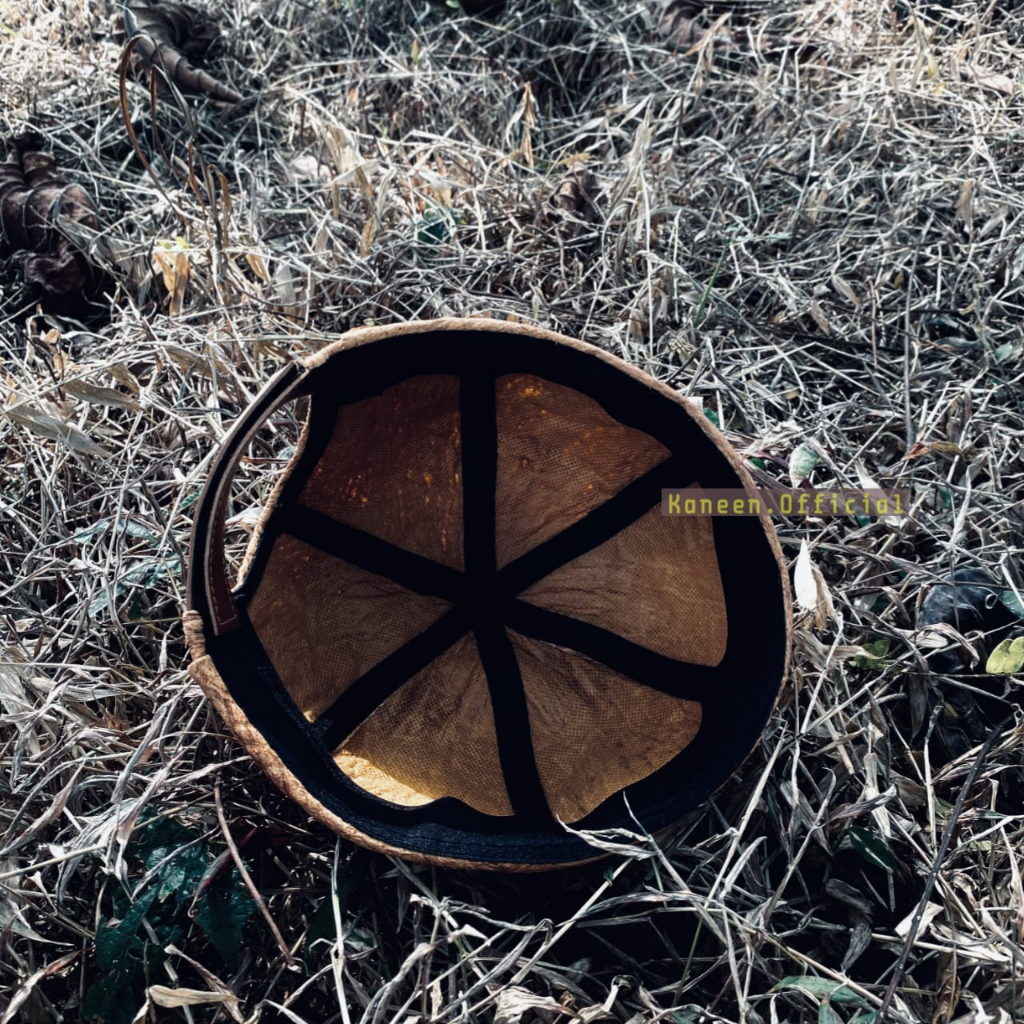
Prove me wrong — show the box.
[187,361,309,636]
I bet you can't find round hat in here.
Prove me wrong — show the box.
[184,318,791,870]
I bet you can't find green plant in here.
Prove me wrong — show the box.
[83,818,256,1024]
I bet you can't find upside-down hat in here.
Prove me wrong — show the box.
[184,318,791,870]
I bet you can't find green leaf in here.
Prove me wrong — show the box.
[993,342,1014,363]
[704,409,720,428]
[1000,590,1024,619]
[87,556,180,617]
[748,457,766,471]
[72,518,160,544]
[772,976,870,1007]
[839,825,901,874]
[416,206,454,247]
[819,1002,842,1024]
[986,636,1024,675]
[83,887,157,1024]
[789,443,820,485]
[195,867,256,968]
[850,638,890,669]
[143,823,208,904]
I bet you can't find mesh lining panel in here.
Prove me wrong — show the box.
[494,374,670,569]
[512,632,703,823]
[335,633,513,816]
[520,500,727,665]
[248,533,452,720]
[300,375,464,570]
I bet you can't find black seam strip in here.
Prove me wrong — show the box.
[473,620,551,822]
[282,504,467,603]
[460,368,498,581]
[496,455,686,596]
[315,607,473,750]
[504,599,723,704]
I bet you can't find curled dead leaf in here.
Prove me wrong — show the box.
[904,439,963,461]
[0,133,105,311]
[546,161,598,240]
[659,0,735,50]
[123,0,243,105]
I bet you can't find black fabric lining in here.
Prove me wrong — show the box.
[186,360,306,619]
[503,601,722,703]
[459,369,550,822]
[282,504,468,603]
[315,607,473,751]
[473,621,551,821]
[233,393,341,603]
[460,367,499,577]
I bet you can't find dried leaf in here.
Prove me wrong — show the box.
[904,439,962,461]
[62,380,142,411]
[123,1,242,105]
[548,159,598,239]
[794,539,835,631]
[147,985,241,1015]
[1,952,80,1024]
[494,986,574,1024]
[959,63,1015,96]
[0,133,104,309]
[152,244,192,315]
[855,461,902,526]
[5,401,109,456]
[809,298,831,335]
[896,901,943,939]
[831,274,861,310]
[245,251,270,282]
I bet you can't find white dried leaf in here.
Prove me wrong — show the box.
[855,460,903,526]
[494,986,571,1024]
[148,986,240,1012]
[831,274,861,310]
[794,539,835,630]
[895,901,943,939]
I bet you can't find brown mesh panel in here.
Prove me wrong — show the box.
[300,375,464,570]
[494,374,670,569]
[334,634,514,816]
[512,632,702,823]
[518,501,727,666]
[248,533,452,720]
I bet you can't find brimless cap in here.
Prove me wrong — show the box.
[184,319,791,870]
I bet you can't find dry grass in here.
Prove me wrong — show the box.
[2,0,1024,1021]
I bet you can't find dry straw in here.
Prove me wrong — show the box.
[1,0,1023,1021]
